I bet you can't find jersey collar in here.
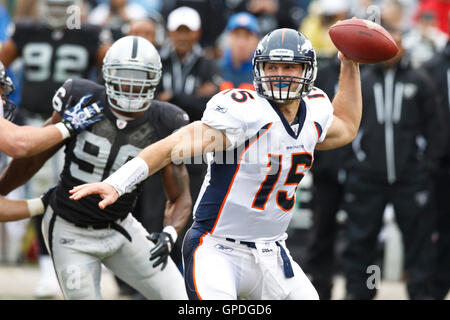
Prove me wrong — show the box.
[268,98,306,139]
[104,103,150,131]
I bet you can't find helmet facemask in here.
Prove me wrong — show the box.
[252,29,318,103]
[103,63,161,113]
[254,60,316,102]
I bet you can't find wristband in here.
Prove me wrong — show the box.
[163,225,178,243]
[103,157,149,196]
[26,198,45,217]
[55,122,71,140]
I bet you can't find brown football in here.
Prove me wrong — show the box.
[328,18,399,64]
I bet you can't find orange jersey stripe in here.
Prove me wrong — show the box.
[210,122,273,234]
[191,123,273,299]
[192,232,208,300]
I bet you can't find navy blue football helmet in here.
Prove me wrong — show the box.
[253,28,317,101]
[0,61,16,121]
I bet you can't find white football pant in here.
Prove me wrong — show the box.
[42,207,187,300]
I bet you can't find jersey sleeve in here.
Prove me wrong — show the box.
[306,87,334,143]
[52,79,74,116]
[202,91,250,150]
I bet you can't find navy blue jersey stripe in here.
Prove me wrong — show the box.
[193,123,272,233]
[314,121,322,139]
[182,226,204,300]
[268,98,306,139]
[307,94,325,99]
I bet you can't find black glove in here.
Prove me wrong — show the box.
[147,232,174,271]
[61,94,104,136]
[40,185,57,211]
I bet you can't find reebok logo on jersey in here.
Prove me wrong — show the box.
[215,244,233,252]
[214,105,227,113]
[60,238,75,245]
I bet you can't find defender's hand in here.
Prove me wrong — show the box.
[147,232,174,271]
[69,182,119,210]
[61,94,104,136]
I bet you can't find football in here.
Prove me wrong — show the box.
[328,18,399,64]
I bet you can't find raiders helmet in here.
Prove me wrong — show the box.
[0,61,16,121]
[253,28,317,101]
[102,36,162,113]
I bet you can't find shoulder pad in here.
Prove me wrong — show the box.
[203,89,271,138]
[207,89,263,113]
[52,79,105,115]
[150,100,190,136]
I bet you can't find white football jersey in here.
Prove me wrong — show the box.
[194,88,334,241]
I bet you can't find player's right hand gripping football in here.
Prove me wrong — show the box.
[69,182,119,210]
[61,94,104,137]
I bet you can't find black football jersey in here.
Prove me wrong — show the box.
[50,78,190,225]
[11,20,106,117]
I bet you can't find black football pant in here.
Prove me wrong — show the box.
[305,173,343,300]
[341,172,435,299]
[430,166,450,299]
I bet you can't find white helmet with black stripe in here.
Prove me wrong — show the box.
[102,35,162,113]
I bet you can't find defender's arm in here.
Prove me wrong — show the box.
[0,113,64,195]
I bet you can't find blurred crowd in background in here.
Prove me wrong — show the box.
[0,0,449,300]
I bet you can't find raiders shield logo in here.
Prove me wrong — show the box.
[116,119,127,129]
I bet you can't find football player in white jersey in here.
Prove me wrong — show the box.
[69,28,362,300]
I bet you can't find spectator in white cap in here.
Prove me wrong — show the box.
[157,6,221,114]
[218,12,260,91]
[154,5,223,272]
[164,6,202,63]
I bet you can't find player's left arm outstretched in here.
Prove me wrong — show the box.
[70,121,226,208]
[147,163,192,270]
